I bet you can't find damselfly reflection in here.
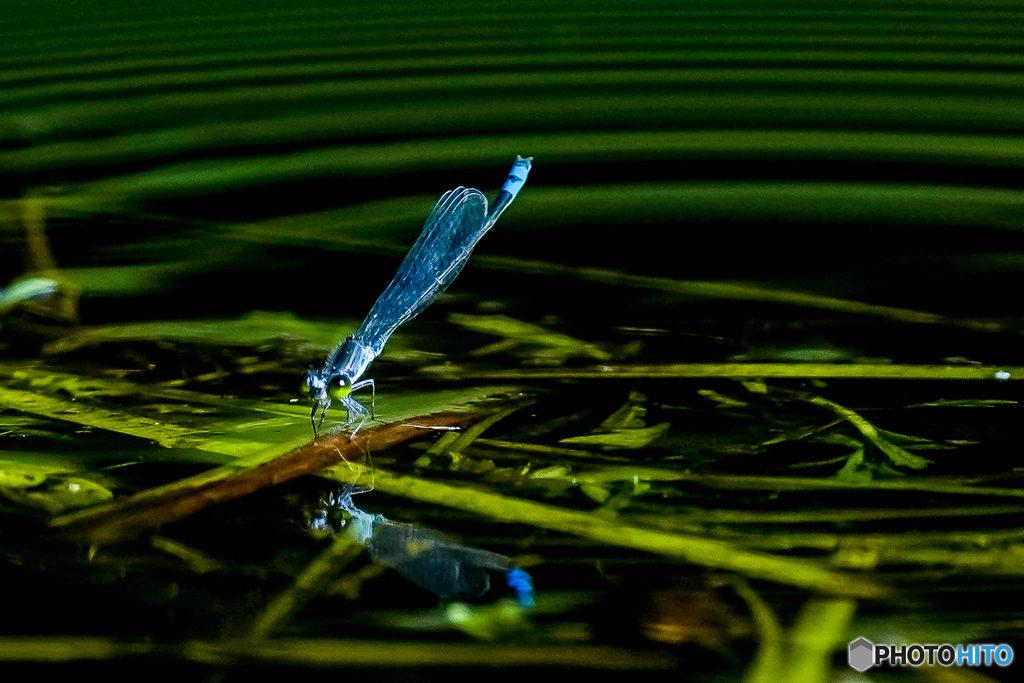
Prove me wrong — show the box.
[314,485,534,608]
[303,156,533,435]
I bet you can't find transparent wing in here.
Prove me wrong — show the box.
[366,521,509,600]
[352,187,489,356]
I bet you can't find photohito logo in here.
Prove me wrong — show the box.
[848,637,1014,672]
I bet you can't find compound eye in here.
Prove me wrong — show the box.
[301,371,323,397]
[328,375,353,400]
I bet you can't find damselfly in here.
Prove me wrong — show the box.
[303,156,533,434]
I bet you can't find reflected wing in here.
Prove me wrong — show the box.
[367,521,509,600]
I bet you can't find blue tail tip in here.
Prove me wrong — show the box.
[506,567,535,609]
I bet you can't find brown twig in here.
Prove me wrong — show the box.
[50,411,486,546]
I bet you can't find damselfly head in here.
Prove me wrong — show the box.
[302,369,326,398]
[306,508,335,539]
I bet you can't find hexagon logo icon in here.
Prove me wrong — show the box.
[848,637,875,672]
